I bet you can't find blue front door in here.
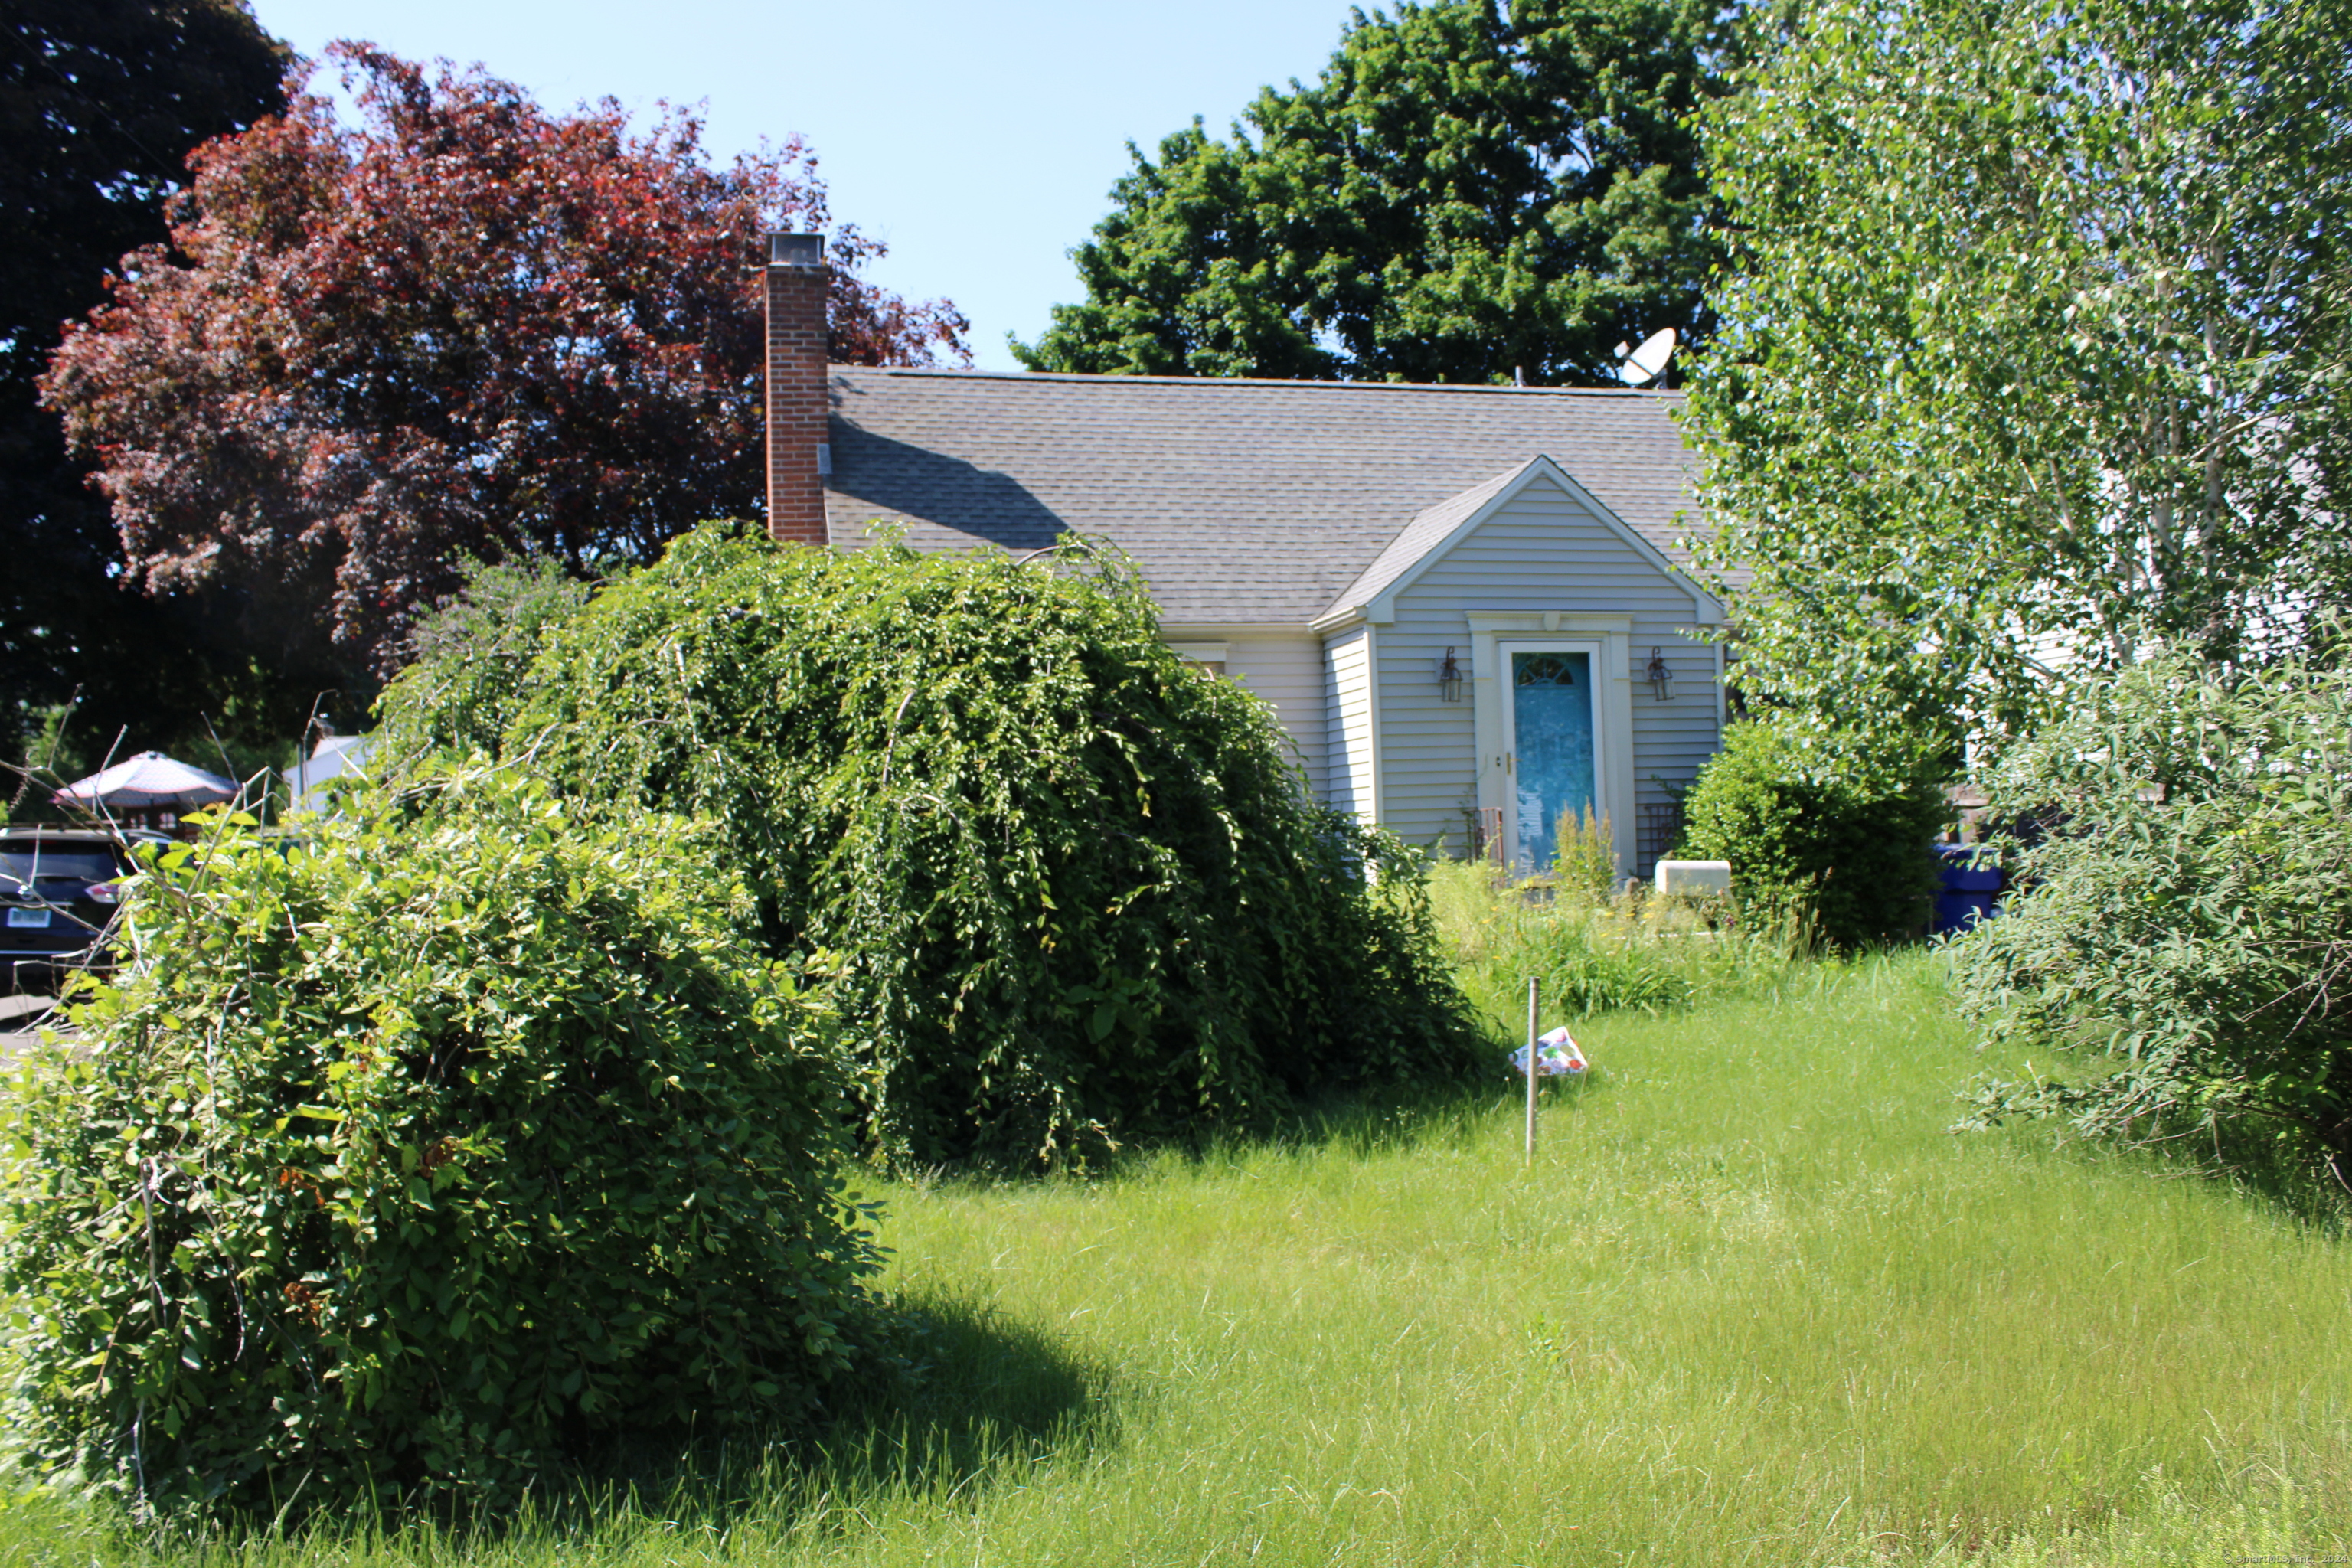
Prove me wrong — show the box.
[1512,650,1595,870]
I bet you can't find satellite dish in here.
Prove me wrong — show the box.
[1616,328,1677,387]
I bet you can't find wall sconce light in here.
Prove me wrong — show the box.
[1645,646,1673,703]
[1438,645,1465,703]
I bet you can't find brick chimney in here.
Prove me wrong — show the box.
[763,232,830,546]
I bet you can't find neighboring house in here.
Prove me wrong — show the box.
[289,732,373,813]
[760,234,1726,875]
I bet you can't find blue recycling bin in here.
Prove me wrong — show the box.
[1932,844,2002,936]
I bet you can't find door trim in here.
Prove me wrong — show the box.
[1468,614,1636,875]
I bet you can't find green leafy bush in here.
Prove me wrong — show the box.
[378,555,593,759]
[1676,719,1945,949]
[0,773,880,1513]
[1426,863,1828,1041]
[376,526,1484,1170]
[1952,655,2352,1187]
[1547,807,1617,906]
[1519,915,1692,1018]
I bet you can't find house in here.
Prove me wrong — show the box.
[289,730,374,812]
[761,234,1726,875]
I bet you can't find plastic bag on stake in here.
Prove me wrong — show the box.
[1510,1025,1588,1076]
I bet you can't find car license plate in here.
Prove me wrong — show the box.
[6,906,51,929]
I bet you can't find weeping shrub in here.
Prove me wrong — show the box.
[381,554,593,757]
[376,526,1484,1169]
[1952,653,2352,1191]
[0,772,880,1513]
[1676,718,1945,949]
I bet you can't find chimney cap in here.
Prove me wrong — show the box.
[768,232,825,270]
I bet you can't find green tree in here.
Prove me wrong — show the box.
[0,2,296,773]
[1684,0,2352,765]
[1015,0,1740,385]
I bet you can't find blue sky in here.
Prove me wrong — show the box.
[246,0,1365,370]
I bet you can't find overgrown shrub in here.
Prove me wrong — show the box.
[0,772,880,1513]
[375,526,1484,1169]
[1519,914,1692,1017]
[1548,807,1616,905]
[378,555,593,758]
[1428,862,1824,1038]
[1952,655,2352,1189]
[1676,718,1945,949]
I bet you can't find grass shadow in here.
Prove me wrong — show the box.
[1292,1067,1613,1158]
[2003,1109,2352,1237]
[1958,1019,2352,1236]
[810,1284,1129,1486]
[520,1288,1125,1545]
[1072,1065,1616,1183]
[111,1292,1130,1559]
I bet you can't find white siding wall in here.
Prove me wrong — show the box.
[1381,472,1720,858]
[1226,636,1328,798]
[1323,627,1377,825]
[1627,636,1721,863]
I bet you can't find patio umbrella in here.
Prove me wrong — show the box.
[54,751,238,814]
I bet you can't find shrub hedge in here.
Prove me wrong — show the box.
[0,773,880,1512]
[377,527,1485,1170]
[1952,653,2352,1187]
[1675,718,1945,949]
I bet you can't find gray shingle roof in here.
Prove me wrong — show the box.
[823,368,1702,626]
[1327,462,1527,619]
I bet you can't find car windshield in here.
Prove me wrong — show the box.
[0,847,121,886]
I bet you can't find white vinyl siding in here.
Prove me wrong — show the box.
[1380,471,1719,859]
[1223,636,1329,798]
[1323,627,1377,825]
[1626,638,1721,858]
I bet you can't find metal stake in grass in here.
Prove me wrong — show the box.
[1525,975,1540,1163]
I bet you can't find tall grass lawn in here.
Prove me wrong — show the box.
[10,956,2350,1566]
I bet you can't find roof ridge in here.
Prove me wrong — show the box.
[843,366,1683,400]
